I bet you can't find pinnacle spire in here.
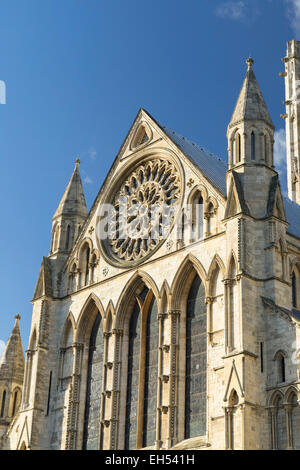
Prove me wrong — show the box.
[228,58,274,130]
[53,159,88,220]
[0,315,24,378]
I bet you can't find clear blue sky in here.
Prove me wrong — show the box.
[0,0,299,351]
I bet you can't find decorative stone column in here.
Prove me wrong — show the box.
[284,403,293,450]
[156,312,167,450]
[65,342,84,450]
[108,329,123,450]
[224,279,233,353]
[23,349,34,408]
[269,406,277,450]
[99,331,111,449]
[225,407,233,450]
[235,274,243,349]
[205,297,214,344]
[166,310,180,449]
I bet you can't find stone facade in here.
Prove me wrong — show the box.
[283,40,300,204]
[1,43,300,451]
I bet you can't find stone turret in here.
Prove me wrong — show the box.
[50,159,88,257]
[226,58,279,219]
[0,316,24,438]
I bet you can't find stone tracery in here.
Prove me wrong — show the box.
[105,158,181,266]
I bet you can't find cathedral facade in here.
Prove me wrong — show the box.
[1,41,300,451]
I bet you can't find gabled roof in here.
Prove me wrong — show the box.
[283,197,300,239]
[161,125,228,196]
[64,108,300,267]
[229,58,274,129]
[53,160,88,220]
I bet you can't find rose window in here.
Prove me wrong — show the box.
[101,158,182,267]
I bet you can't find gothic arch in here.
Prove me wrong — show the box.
[29,328,37,350]
[67,257,78,273]
[158,280,172,313]
[104,301,115,332]
[91,247,100,261]
[75,293,105,344]
[289,257,300,278]
[207,254,225,286]
[229,128,242,165]
[284,386,299,403]
[114,271,160,449]
[60,312,76,348]
[115,270,159,330]
[225,251,238,278]
[228,388,239,406]
[186,184,208,206]
[9,386,22,417]
[105,299,115,319]
[77,237,94,260]
[171,254,207,311]
[269,389,284,407]
[206,195,218,211]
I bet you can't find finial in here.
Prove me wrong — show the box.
[15,314,21,321]
[246,57,254,70]
[75,158,81,166]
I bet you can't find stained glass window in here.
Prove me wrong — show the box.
[143,297,158,447]
[185,275,207,439]
[82,313,104,450]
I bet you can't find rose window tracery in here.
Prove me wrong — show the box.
[101,158,182,267]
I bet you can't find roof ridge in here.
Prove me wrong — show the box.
[161,125,227,166]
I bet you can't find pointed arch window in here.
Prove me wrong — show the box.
[251,132,256,161]
[185,274,207,439]
[275,351,286,384]
[0,389,6,418]
[264,134,268,163]
[125,287,159,449]
[292,271,297,308]
[80,244,91,287]
[236,133,241,163]
[84,247,90,286]
[206,202,216,235]
[227,257,239,352]
[131,124,151,150]
[54,224,60,252]
[275,395,287,449]
[191,193,204,240]
[11,388,21,417]
[82,312,104,450]
[65,225,71,250]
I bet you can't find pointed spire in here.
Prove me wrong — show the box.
[228,57,274,129]
[53,158,88,220]
[0,315,24,380]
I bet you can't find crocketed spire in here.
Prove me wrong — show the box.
[228,58,274,130]
[53,159,88,220]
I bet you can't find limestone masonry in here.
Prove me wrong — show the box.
[1,41,300,450]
